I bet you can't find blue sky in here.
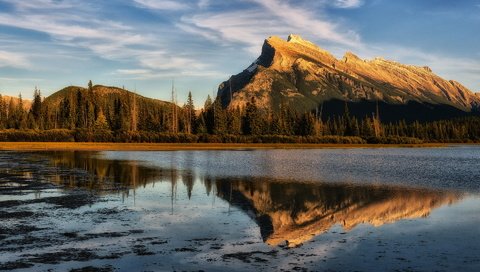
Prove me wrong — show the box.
[0,0,479,107]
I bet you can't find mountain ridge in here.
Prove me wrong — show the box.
[217,35,479,121]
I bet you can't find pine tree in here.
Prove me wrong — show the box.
[88,80,93,92]
[242,96,261,135]
[113,98,125,131]
[213,99,226,134]
[227,107,242,134]
[60,97,75,129]
[195,112,208,134]
[94,110,109,130]
[30,87,42,128]
[6,98,15,128]
[185,91,196,134]
[300,112,316,136]
[0,94,5,129]
[203,95,214,134]
[76,90,85,128]
[16,94,27,129]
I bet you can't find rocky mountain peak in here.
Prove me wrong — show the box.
[343,51,362,63]
[287,34,307,43]
[217,35,480,120]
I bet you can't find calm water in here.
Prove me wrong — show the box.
[0,147,479,271]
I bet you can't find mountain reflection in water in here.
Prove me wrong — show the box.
[40,151,462,247]
[215,179,461,246]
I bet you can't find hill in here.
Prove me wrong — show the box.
[0,94,32,110]
[40,84,176,132]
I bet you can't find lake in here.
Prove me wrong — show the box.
[1,147,479,271]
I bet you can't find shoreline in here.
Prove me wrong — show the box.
[0,142,460,151]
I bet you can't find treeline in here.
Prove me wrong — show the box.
[1,83,479,143]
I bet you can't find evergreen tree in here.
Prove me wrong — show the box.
[270,112,282,135]
[242,96,261,135]
[60,97,75,129]
[94,110,109,130]
[76,90,85,128]
[203,95,215,134]
[213,100,226,134]
[227,107,242,135]
[0,95,5,129]
[195,112,208,134]
[15,94,27,129]
[88,80,93,93]
[6,98,16,128]
[185,91,196,134]
[30,87,43,128]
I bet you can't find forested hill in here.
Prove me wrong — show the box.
[0,83,179,133]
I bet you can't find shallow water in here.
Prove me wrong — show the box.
[0,147,479,271]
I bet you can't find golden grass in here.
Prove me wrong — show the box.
[0,142,450,151]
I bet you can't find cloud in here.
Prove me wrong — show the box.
[0,50,30,68]
[182,10,286,54]
[332,0,364,9]
[2,0,75,10]
[252,0,361,47]
[133,0,189,10]
[113,68,223,80]
[0,5,149,61]
[181,0,361,58]
[197,0,210,9]
[115,69,152,75]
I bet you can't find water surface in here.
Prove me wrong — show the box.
[0,147,479,271]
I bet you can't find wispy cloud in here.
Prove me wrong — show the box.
[181,0,361,57]
[0,50,30,68]
[133,0,190,10]
[3,0,76,10]
[139,52,207,71]
[332,0,364,9]
[252,0,361,47]
[115,69,153,76]
[197,0,210,9]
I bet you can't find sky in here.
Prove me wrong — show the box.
[0,0,479,107]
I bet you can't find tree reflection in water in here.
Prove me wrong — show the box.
[39,151,462,247]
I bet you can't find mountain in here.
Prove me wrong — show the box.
[217,35,480,122]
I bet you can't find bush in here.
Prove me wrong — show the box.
[0,129,75,142]
[365,136,423,144]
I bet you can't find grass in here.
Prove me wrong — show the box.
[0,142,450,151]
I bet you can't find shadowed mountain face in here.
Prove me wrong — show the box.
[216,178,461,247]
[217,35,480,121]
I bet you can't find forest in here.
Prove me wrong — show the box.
[0,82,479,144]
